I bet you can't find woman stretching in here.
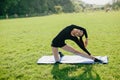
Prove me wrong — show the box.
[51,24,103,64]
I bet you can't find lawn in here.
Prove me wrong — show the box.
[0,11,120,80]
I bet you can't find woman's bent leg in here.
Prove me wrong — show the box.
[61,45,95,60]
[52,47,60,62]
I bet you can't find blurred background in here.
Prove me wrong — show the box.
[0,0,120,19]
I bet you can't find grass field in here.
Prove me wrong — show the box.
[0,11,120,80]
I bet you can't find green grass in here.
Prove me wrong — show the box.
[0,11,120,80]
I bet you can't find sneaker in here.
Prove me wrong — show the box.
[58,52,64,58]
[94,58,103,64]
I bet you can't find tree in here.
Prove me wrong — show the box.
[0,0,75,18]
[112,1,120,10]
[0,0,19,16]
[54,6,63,14]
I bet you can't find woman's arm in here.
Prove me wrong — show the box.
[84,38,88,47]
[72,37,91,55]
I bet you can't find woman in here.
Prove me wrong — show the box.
[51,24,103,63]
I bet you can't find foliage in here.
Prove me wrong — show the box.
[54,6,63,14]
[0,0,75,18]
[112,1,120,10]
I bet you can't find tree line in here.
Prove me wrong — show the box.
[0,0,74,18]
[0,0,120,19]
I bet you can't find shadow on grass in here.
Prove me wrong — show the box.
[51,64,101,80]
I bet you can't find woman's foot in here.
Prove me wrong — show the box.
[55,61,61,64]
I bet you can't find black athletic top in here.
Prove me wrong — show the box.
[51,24,91,55]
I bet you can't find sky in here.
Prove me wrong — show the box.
[81,0,113,5]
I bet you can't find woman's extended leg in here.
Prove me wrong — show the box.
[52,47,60,62]
[61,45,95,60]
